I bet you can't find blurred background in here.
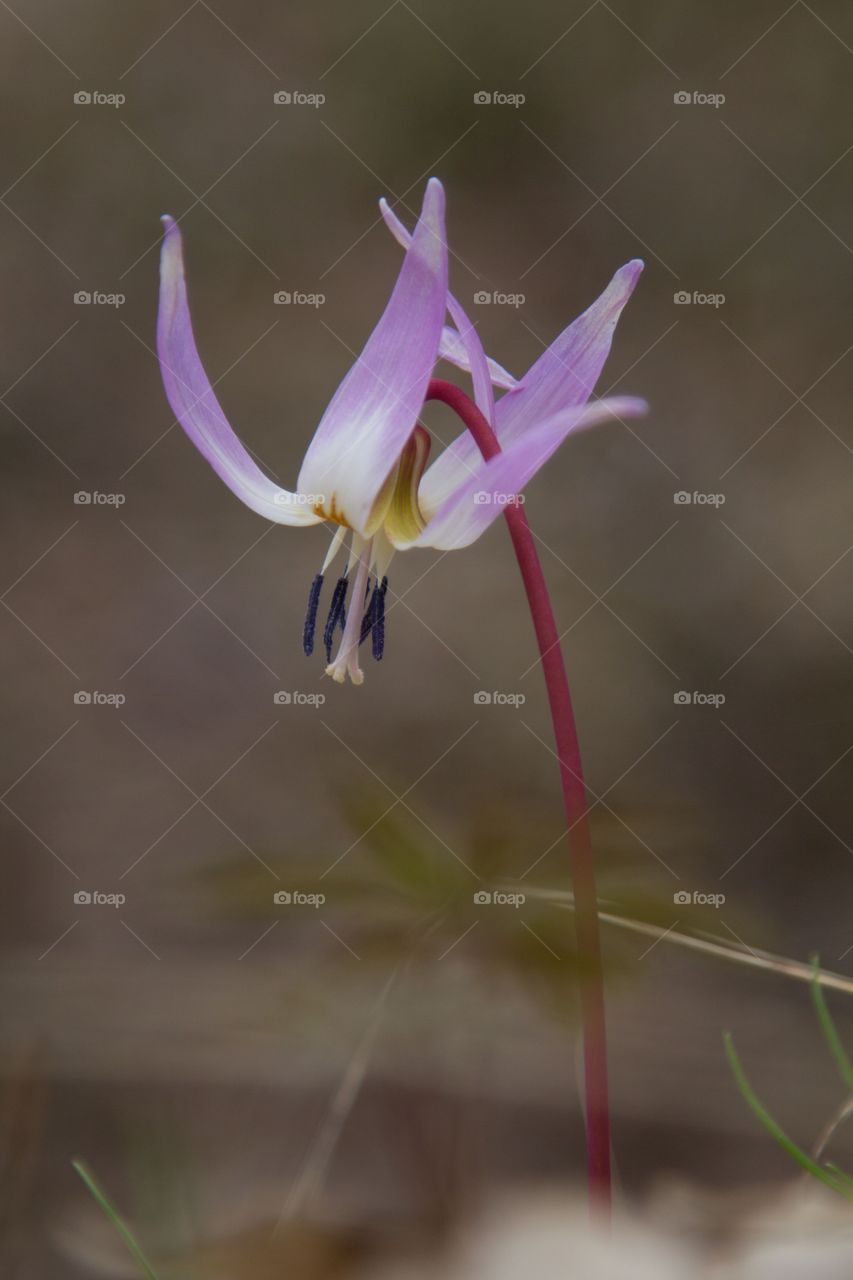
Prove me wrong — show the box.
[3,0,853,1274]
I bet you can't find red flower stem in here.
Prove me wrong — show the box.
[426,378,612,1215]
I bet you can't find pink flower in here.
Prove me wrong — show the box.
[157,180,644,683]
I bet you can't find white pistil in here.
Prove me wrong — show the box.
[326,535,373,685]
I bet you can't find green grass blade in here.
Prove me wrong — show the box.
[72,1160,160,1280]
[723,1033,850,1195]
[810,955,853,1093]
[825,1161,853,1190]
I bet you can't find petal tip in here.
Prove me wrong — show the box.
[159,216,183,265]
[611,395,649,420]
[159,216,183,286]
[423,176,446,220]
[619,258,644,289]
[418,180,447,271]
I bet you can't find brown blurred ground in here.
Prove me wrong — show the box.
[3,0,853,1273]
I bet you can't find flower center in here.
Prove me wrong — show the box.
[300,426,430,684]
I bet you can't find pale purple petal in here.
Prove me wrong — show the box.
[379,198,517,401]
[497,259,644,427]
[297,179,448,535]
[418,260,644,514]
[157,217,320,526]
[420,300,500,514]
[408,396,647,551]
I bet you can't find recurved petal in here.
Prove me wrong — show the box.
[157,217,320,526]
[497,259,644,433]
[417,259,643,516]
[296,180,448,535]
[379,198,518,397]
[408,395,648,551]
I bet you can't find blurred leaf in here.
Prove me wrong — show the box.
[194,784,698,1025]
[341,788,466,900]
[72,1160,160,1280]
[825,1162,853,1191]
[723,1034,852,1196]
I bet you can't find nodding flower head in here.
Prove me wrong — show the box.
[156,179,646,684]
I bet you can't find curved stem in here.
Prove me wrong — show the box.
[426,378,612,1215]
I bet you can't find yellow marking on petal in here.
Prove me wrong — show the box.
[363,461,400,537]
[382,425,431,546]
[313,494,352,528]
